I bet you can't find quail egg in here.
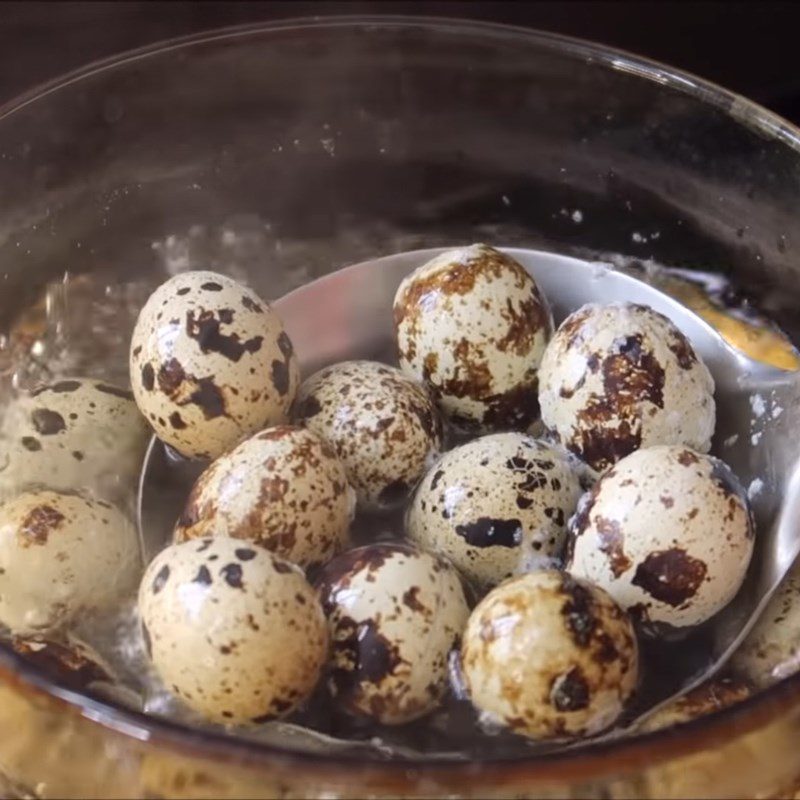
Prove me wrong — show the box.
[406,432,582,590]
[130,270,299,460]
[11,635,117,692]
[567,445,754,630]
[636,674,751,733]
[293,360,442,511]
[314,542,470,725]
[733,558,800,687]
[461,570,638,739]
[175,425,354,569]
[0,378,149,502]
[0,490,141,635]
[138,537,328,725]
[393,244,552,433]
[538,302,716,474]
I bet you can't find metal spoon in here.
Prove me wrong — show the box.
[137,246,800,732]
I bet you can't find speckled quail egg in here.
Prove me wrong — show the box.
[461,570,638,739]
[393,244,553,433]
[11,635,117,692]
[636,674,751,733]
[293,360,443,511]
[733,558,800,687]
[0,378,149,502]
[175,425,354,569]
[130,270,299,460]
[567,445,754,630]
[0,490,141,635]
[406,432,582,590]
[538,302,715,474]
[314,542,470,725]
[138,537,328,725]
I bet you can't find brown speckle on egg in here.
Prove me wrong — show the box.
[152,564,170,594]
[594,517,631,579]
[31,408,66,436]
[141,363,155,391]
[551,666,591,712]
[193,565,213,585]
[18,504,65,547]
[186,308,264,362]
[221,563,244,589]
[93,384,135,401]
[42,380,82,395]
[631,548,708,607]
[169,411,187,430]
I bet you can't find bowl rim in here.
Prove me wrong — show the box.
[1,12,799,780]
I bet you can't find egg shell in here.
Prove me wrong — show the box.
[175,425,355,569]
[393,244,552,433]
[314,542,470,725]
[733,558,800,687]
[538,302,716,473]
[293,360,443,511]
[11,635,117,692]
[567,445,754,629]
[0,490,141,635]
[0,378,149,502]
[138,537,328,725]
[130,270,299,460]
[636,675,751,733]
[406,432,582,590]
[461,570,638,739]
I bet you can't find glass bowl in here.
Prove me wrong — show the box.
[1,15,799,799]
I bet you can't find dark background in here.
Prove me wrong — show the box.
[1,1,799,122]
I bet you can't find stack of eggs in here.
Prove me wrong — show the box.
[131,247,754,737]
[1,244,756,743]
[0,378,148,649]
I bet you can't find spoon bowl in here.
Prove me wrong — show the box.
[137,246,800,734]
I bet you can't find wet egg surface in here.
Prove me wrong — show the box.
[538,303,715,474]
[314,542,470,725]
[567,445,754,630]
[139,537,328,725]
[175,425,354,569]
[461,570,638,739]
[130,271,299,460]
[393,244,552,434]
[293,360,442,511]
[407,432,582,590]
[0,378,148,502]
[0,490,140,635]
